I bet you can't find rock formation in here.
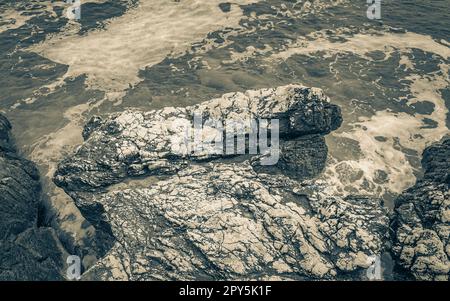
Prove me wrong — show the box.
[54,85,342,192]
[392,138,450,280]
[0,114,66,280]
[81,164,389,280]
[54,85,391,280]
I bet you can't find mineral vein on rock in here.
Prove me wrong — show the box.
[54,85,391,280]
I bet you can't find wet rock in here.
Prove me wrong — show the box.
[0,114,66,280]
[82,115,104,140]
[53,85,391,280]
[54,85,342,192]
[252,134,328,179]
[392,138,450,280]
[81,164,389,280]
[218,3,232,13]
[0,114,11,132]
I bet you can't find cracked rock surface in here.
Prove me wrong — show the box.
[54,85,342,192]
[54,85,390,280]
[81,164,389,280]
[392,138,450,281]
[0,114,66,280]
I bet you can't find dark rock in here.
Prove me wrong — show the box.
[252,135,328,179]
[421,138,450,184]
[276,90,342,138]
[218,3,231,13]
[82,115,104,140]
[392,137,450,280]
[0,113,66,281]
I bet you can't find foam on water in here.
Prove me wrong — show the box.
[0,0,113,34]
[29,0,259,99]
[1,0,448,264]
[271,31,450,61]
[0,9,34,34]
[2,1,258,258]
[270,29,450,201]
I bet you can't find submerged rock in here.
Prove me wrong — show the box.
[0,114,66,280]
[392,138,450,281]
[54,85,390,280]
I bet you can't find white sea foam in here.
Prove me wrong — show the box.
[6,1,448,251]
[0,0,111,34]
[270,30,450,200]
[0,9,34,34]
[29,0,259,99]
[271,31,450,61]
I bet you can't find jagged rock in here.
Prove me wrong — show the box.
[252,134,328,179]
[0,114,66,280]
[0,114,13,152]
[392,138,450,281]
[54,85,342,192]
[53,85,391,280]
[81,164,389,280]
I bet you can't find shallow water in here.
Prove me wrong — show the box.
[0,0,449,271]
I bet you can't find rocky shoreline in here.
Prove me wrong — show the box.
[54,84,388,280]
[0,85,448,280]
[0,114,66,280]
[392,138,449,280]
